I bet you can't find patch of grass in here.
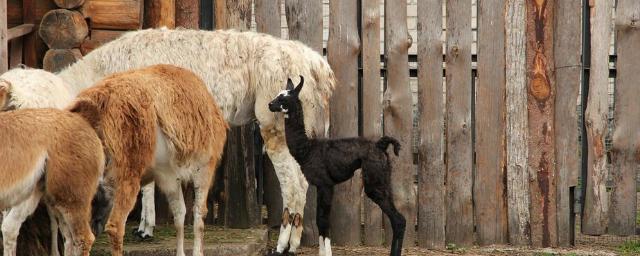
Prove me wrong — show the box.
[562,253,578,256]
[445,243,466,254]
[637,210,640,225]
[617,240,640,255]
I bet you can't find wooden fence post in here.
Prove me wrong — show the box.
[505,0,531,246]
[445,0,473,246]
[176,0,199,28]
[0,0,6,73]
[608,0,639,236]
[384,0,416,247]
[326,0,360,246]
[582,0,611,236]
[254,0,283,229]
[416,0,444,249]
[284,0,322,246]
[475,0,508,246]
[143,0,175,28]
[525,0,558,247]
[554,0,582,246]
[362,0,383,246]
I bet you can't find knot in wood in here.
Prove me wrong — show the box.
[451,46,459,56]
[530,74,550,101]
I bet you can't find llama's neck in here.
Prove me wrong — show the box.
[284,99,311,163]
[57,58,102,96]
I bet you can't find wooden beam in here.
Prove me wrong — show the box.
[445,0,473,246]
[475,0,508,245]
[362,0,383,247]
[176,0,199,29]
[9,37,23,68]
[608,0,639,236]
[327,0,360,246]
[384,0,416,247]
[22,0,37,67]
[525,0,558,247]
[554,0,582,246]
[81,0,143,30]
[284,0,323,246]
[7,24,34,40]
[505,0,531,246]
[1,0,8,73]
[143,0,175,28]
[416,0,445,249]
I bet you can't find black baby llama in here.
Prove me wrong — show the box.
[268,76,406,256]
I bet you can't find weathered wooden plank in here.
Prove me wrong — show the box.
[525,0,558,247]
[1,0,8,73]
[384,0,416,247]
[505,0,531,246]
[22,0,37,67]
[81,0,143,30]
[362,0,383,247]
[39,9,88,49]
[7,24,34,40]
[475,0,508,246]
[176,0,199,29]
[8,0,57,25]
[608,0,640,236]
[326,0,360,246]
[444,0,473,246]
[143,0,175,28]
[9,37,23,68]
[582,0,611,236]
[214,0,251,31]
[554,0,582,246]
[254,0,282,230]
[284,0,322,246]
[416,0,444,249]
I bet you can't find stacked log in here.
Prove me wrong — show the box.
[39,3,87,72]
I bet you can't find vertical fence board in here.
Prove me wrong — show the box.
[327,0,360,246]
[361,0,383,246]
[581,0,611,236]
[1,0,7,73]
[384,0,416,247]
[525,0,558,247]
[609,0,640,236]
[284,0,322,245]
[143,0,175,28]
[176,0,199,29]
[416,0,444,249]
[9,38,23,68]
[22,0,36,67]
[505,0,531,246]
[445,0,473,246]
[554,0,582,246]
[254,0,283,229]
[475,0,508,245]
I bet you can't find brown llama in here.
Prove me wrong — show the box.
[0,80,104,256]
[68,64,228,256]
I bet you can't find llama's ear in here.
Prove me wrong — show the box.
[286,78,295,91]
[293,75,304,96]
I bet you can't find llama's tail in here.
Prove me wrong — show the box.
[67,98,102,129]
[376,136,401,156]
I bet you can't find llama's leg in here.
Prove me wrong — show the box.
[364,184,406,256]
[155,171,187,256]
[316,186,333,256]
[104,178,141,256]
[47,204,61,256]
[136,182,155,238]
[56,204,96,256]
[191,160,216,256]
[55,211,75,256]
[2,190,42,256]
[288,172,308,253]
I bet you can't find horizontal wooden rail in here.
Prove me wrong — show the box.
[7,24,34,40]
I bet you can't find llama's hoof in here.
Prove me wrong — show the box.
[264,248,295,256]
[133,231,153,241]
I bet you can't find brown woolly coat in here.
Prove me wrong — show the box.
[69,64,228,186]
[0,107,104,212]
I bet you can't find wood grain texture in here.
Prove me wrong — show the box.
[9,37,23,68]
[143,0,175,28]
[215,0,251,32]
[608,0,639,236]
[553,0,581,246]
[581,0,611,236]
[284,0,323,246]
[53,0,84,9]
[445,0,473,246]
[254,0,283,230]
[81,0,143,30]
[80,29,125,55]
[384,0,416,247]
[1,0,8,73]
[416,0,444,249]
[22,0,37,67]
[7,0,56,26]
[39,9,88,49]
[42,48,82,72]
[525,0,558,247]
[176,0,199,29]
[505,0,531,246]
[327,0,360,246]
[475,0,508,245]
[7,24,34,41]
[361,0,383,246]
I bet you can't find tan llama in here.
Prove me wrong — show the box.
[68,64,228,256]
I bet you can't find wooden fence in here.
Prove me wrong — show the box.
[2,0,638,250]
